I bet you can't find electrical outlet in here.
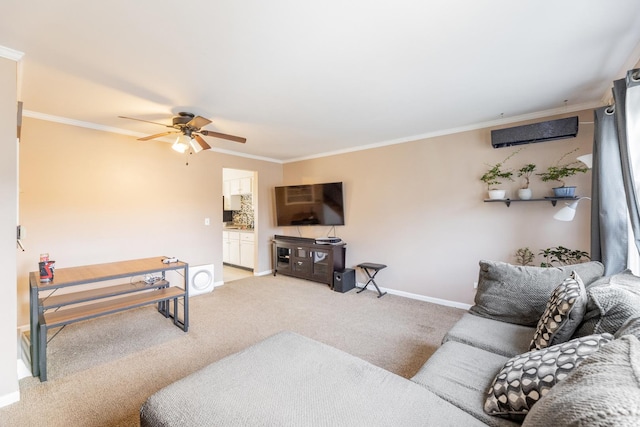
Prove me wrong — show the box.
[204,218,210,226]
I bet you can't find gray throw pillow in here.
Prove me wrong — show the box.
[484,333,613,420]
[522,335,640,427]
[573,270,640,337]
[470,260,604,326]
[529,272,587,350]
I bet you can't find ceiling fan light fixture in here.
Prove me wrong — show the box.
[189,138,203,153]
[172,134,190,153]
[121,112,245,148]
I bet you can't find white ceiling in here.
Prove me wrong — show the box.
[2,1,640,162]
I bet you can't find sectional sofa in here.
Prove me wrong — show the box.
[140,260,640,426]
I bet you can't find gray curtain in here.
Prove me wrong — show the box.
[591,68,640,275]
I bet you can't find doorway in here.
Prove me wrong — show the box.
[222,168,257,283]
[223,265,253,282]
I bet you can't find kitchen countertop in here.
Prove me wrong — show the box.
[223,226,254,232]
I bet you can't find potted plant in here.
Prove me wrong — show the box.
[537,148,588,198]
[480,149,520,199]
[514,247,535,266]
[516,163,536,200]
[539,246,590,267]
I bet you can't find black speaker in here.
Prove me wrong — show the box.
[333,268,355,293]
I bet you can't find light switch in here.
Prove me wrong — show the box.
[204,218,210,226]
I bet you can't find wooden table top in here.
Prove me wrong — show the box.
[30,256,188,290]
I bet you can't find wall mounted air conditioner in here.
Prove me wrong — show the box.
[491,116,579,148]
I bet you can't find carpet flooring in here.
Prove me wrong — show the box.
[1,274,464,426]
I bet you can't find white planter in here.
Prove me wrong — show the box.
[517,188,532,200]
[488,189,506,200]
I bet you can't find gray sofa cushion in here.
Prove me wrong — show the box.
[574,270,640,337]
[529,272,587,350]
[443,312,535,357]
[522,335,640,427]
[615,315,640,340]
[470,260,604,326]
[140,331,487,427]
[484,334,613,420]
[411,341,519,427]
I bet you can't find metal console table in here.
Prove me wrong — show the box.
[29,256,189,381]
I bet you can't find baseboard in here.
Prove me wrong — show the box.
[0,390,19,409]
[17,359,31,379]
[357,284,472,310]
[254,269,273,277]
[17,325,32,380]
[213,280,225,288]
[1,331,22,407]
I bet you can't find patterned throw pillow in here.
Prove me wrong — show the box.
[484,333,613,419]
[529,272,587,351]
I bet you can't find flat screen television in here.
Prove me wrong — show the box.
[275,182,345,226]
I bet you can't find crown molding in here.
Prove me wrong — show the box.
[23,110,142,137]
[0,45,24,61]
[205,146,283,163]
[283,100,602,163]
[22,109,283,164]
[24,99,600,166]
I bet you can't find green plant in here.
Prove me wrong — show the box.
[515,247,535,266]
[480,149,521,190]
[539,246,590,267]
[537,148,588,187]
[517,164,536,189]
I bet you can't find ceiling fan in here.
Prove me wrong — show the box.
[119,112,246,154]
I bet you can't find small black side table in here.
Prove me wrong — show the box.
[356,263,387,298]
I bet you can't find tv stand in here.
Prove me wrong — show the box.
[272,235,346,286]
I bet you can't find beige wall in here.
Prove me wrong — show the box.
[16,109,594,328]
[16,117,282,327]
[0,57,19,404]
[283,111,593,306]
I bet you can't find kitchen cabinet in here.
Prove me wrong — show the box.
[222,231,231,263]
[223,194,241,211]
[225,177,252,196]
[238,177,252,194]
[223,181,230,203]
[239,233,255,269]
[223,230,254,269]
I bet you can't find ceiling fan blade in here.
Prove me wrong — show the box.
[200,130,247,144]
[138,131,177,141]
[118,115,172,128]
[186,115,212,129]
[193,134,211,151]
